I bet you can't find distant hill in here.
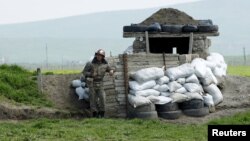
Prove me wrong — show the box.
[0,0,249,63]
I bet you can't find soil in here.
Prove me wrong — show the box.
[140,8,199,25]
[1,75,250,124]
[41,74,90,111]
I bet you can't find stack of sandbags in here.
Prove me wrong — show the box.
[128,52,227,115]
[206,53,227,83]
[128,67,174,108]
[71,79,89,101]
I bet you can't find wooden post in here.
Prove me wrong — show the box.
[243,47,246,65]
[122,54,129,117]
[145,31,150,54]
[188,33,193,54]
[37,68,43,93]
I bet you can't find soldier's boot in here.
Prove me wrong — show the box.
[92,112,98,118]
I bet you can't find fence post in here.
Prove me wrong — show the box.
[37,68,43,93]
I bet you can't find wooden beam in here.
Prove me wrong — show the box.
[188,32,194,54]
[123,32,219,38]
[145,31,150,54]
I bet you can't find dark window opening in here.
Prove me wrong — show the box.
[149,37,190,54]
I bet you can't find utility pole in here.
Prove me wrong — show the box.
[46,43,48,69]
[110,51,112,57]
[243,47,246,66]
[61,56,64,70]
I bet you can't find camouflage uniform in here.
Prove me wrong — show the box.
[86,58,112,115]
[82,61,93,88]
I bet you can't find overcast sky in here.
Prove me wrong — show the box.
[0,0,201,24]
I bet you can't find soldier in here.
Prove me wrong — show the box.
[85,49,114,118]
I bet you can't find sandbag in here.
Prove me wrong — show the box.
[203,94,214,107]
[147,95,160,104]
[191,58,207,78]
[207,52,226,66]
[184,92,203,100]
[184,83,204,93]
[203,93,216,112]
[205,60,216,70]
[81,82,86,88]
[168,81,182,92]
[129,80,156,91]
[85,88,90,94]
[157,76,170,85]
[75,87,89,100]
[186,74,199,84]
[71,80,82,88]
[200,68,218,86]
[133,67,164,83]
[135,89,161,97]
[148,95,172,105]
[175,87,187,94]
[177,78,186,85]
[161,92,172,97]
[203,84,223,105]
[206,53,227,76]
[153,84,160,91]
[129,90,136,95]
[169,93,189,103]
[128,94,151,108]
[154,84,169,92]
[213,67,226,78]
[166,63,194,81]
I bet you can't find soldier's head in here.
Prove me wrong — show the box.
[95,49,105,61]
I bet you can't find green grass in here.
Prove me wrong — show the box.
[0,64,52,107]
[227,66,250,77]
[42,70,80,75]
[0,111,250,141]
[0,118,204,141]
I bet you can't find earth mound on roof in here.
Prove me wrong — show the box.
[141,8,199,25]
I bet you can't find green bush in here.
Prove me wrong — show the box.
[0,64,52,107]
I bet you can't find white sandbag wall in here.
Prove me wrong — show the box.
[126,52,227,116]
[115,54,184,117]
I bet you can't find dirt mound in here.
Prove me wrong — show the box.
[0,102,89,120]
[141,8,199,25]
[41,74,89,111]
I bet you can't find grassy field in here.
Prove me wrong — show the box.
[227,66,250,77]
[42,70,80,75]
[0,64,52,107]
[0,111,250,141]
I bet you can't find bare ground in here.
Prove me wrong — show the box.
[1,75,250,124]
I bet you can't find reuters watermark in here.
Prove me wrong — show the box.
[208,125,249,140]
